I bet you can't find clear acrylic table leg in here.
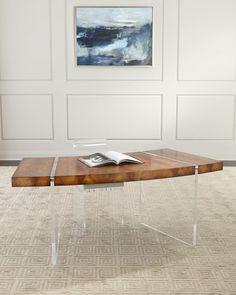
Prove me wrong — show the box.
[140,166,198,247]
[50,179,58,265]
[121,188,125,225]
[139,181,144,224]
[73,186,86,230]
[192,166,198,246]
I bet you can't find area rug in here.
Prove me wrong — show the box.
[0,166,236,294]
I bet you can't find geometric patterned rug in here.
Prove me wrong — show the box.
[0,166,236,295]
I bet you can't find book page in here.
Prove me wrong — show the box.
[102,151,142,164]
[79,153,116,167]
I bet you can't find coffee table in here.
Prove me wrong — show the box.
[12,149,223,264]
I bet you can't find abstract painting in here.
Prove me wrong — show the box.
[75,7,153,66]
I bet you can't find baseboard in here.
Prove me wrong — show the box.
[0,160,20,166]
[223,161,236,167]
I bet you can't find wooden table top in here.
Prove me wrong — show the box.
[12,149,223,187]
[12,157,55,187]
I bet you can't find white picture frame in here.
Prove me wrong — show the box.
[66,0,163,81]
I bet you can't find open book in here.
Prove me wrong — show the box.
[79,151,143,167]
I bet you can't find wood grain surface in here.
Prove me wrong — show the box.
[12,157,55,187]
[54,152,196,186]
[12,149,223,187]
[145,149,223,174]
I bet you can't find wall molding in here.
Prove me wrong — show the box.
[176,0,236,82]
[66,93,163,140]
[0,94,55,140]
[0,0,53,82]
[175,94,236,140]
[0,0,235,159]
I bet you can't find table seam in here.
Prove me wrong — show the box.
[142,151,198,167]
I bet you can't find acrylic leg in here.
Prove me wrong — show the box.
[114,187,125,225]
[111,185,125,225]
[73,186,86,230]
[193,166,198,246]
[121,188,125,225]
[141,168,199,247]
[50,180,58,265]
[139,181,144,224]
[72,187,79,223]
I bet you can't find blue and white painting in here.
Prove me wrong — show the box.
[76,7,153,66]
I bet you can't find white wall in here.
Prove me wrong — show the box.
[0,0,236,160]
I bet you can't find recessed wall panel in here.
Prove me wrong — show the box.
[177,95,235,140]
[178,0,236,81]
[1,95,53,139]
[0,0,51,80]
[67,95,162,139]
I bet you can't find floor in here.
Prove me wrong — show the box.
[0,166,236,295]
